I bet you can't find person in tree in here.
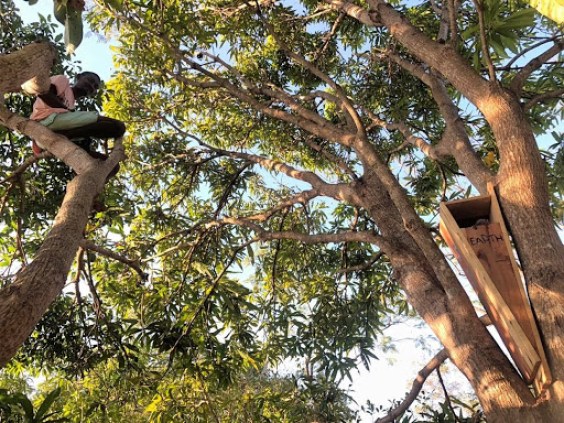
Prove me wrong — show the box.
[30,71,125,177]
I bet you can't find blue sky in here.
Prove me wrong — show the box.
[15,0,115,80]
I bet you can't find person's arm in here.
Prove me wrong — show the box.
[37,84,68,109]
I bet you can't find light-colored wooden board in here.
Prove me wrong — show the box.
[464,223,537,345]
[440,202,541,382]
[486,184,552,391]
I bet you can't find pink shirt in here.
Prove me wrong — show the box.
[30,75,76,121]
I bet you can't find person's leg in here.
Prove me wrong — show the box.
[54,116,126,140]
[52,115,125,179]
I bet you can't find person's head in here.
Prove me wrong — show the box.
[74,72,101,97]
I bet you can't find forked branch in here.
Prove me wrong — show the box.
[510,39,564,96]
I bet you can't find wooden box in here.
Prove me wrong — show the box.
[439,185,551,392]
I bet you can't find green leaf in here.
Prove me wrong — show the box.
[35,388,61,422]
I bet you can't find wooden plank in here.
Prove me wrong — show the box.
[464,223,537,346]
[439,203,541,382]
[487,184,552,391]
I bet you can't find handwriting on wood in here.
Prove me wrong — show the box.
[464,223,539,381]
[440,189,552,391]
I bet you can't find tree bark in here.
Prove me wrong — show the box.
[0,172,100,367]
[0,42,55,95]
[349,152,541,421]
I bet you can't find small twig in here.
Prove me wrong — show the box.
[16,177,27,266]
[166,240,254,367]
[84,254,103,319]
[524,88,564,111]
[504,36,560,70]
[270,208,290,306]
[303,136,358,180]
[447,0,459,46]
[473,0,496,84]
[439,163,448,201]
[337,251,383,273]
[313,12,346,62]
[510,39,564,95]
[259,14,366,136]
[80,239,148,281]
[375,349,449,423]
[0,183,16,215]
[429,0,442,16]
[430,0,449,43]
[214,162,252,219]
[73,248,85,305]
[0,152,52,185]
[437,365,461,422]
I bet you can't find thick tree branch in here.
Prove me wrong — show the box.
[324,0,491,107]
[510,40,564,96]
[320,0,375,26]
[208,217,387,247]
[149,204,323,273]
[202,143,330,187]
[193,139,356,202]
[244,189,321,222]
[385,53,493,192]
[365,107,441,161]
[172,70,354,147]
[111,11,369,198]
[118,12,354,148]
[0,155,125,367]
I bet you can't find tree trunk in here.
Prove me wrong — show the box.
[488,89,564,419]
[0,173,98,366]
[324,1,564,419]
[351,172,543,421]
[0,41,126,363]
